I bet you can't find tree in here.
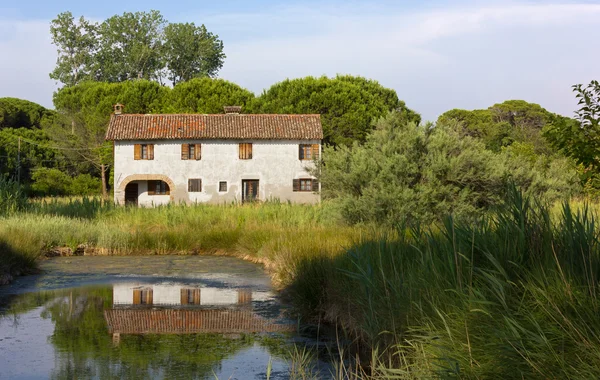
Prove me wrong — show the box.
[544,80,600,188]
[163,23,225,84]
[49,12,98,86]
[318,110,578,226]
[250,75,419,146]
[165,78,254,113]
[96,10,166,82]
[438,100,557,154]
[0,97,55,130]
[49,11,226,87]
[51,80,168,198]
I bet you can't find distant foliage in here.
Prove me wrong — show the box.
[250,75,420,146]
[318,111,579,225]
[165,78,254,113]
[0,97,55,130]
[437,100,560,154]
[31,168,101,196]
[49,11,225,86]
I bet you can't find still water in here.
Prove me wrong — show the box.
[0,256,333,379]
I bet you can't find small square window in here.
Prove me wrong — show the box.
[219,181,227,192]
[188,178,202,192]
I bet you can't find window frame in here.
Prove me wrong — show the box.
[181,143,201,160]
[239,143,253,160]
[148,180,170,195]
[188,178,202,193]
[219,181,227,192]
[293,178,319,192]
[299,144,319,161]
[134,143,154,160]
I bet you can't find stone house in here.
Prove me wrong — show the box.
[105,105,322,206]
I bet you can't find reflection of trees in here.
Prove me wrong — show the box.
[6,287,255,379]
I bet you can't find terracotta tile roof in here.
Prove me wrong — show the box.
[105,114,323,141]
[104,309,295,334]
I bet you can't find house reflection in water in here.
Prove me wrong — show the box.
[105,283,294,344]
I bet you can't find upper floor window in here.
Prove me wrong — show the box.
[133,288,153,305]
[181,143,201,160]
[299,144,319,160]
[148,180,170,195]
[134,144,154,160]
[239,143,252,159]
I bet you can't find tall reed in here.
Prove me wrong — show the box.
[287,188,600,378]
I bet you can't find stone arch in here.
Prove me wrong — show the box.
[117,174,176,204]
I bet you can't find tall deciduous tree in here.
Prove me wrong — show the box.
[250,75,420,146]
[544,80,600,185]
[163,23,225,84]
[49,10,226,86]
[49,12,98,86]
[97,10,166,82]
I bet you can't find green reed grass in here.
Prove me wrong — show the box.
[287,188,600,378]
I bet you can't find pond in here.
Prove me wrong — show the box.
[0,256,334,379]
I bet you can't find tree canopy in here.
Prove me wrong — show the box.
[544,80,600,187]
[49,10,225,86]
[0,97,55,130]
[318,111,579,225]
[165,78,254,113]
[437,100,560,154]
[250,75,420,146]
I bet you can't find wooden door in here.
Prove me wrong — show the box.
[242,180,259,202]
[124,183,138,206]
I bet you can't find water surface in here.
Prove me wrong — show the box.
[0,256,332,379]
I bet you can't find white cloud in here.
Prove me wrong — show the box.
[1,2,599,120]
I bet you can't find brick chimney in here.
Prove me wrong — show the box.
[224,106,242,114]
[113,103,124,115]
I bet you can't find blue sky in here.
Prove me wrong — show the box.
[1,0,599,121]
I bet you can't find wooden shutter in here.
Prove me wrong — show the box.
[133,289,141,304]
[312,144,320,160]
[146,289,153,305]
[180,289,188,305]
[147,180,156,195]
[293,179,300,192]
[181,144,189,160]
[195,144,201,160]
[312,179,319,191]
[134,144,141,160]
[193,289,201,304]
[298,144,303,160]
[188,179,201,192]
[147,144,154,160]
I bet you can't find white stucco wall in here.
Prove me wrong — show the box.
[112,283,272,306]
[113,139,320,206]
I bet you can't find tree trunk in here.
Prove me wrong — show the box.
[101,164,108,200]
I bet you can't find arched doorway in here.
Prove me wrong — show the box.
[124,182,139,206]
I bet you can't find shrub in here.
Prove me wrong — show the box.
[69,173,101,195]
[31,167,72,196]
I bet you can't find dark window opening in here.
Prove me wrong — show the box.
[148,180,170,195]
[188,178,202,192]
[219,181,227,192]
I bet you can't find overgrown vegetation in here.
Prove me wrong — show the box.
[287,188,600,378]
[318,111,579,225]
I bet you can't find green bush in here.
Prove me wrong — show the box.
[69,173,101,195]
[318,110,580,225]
[31,167,72,196]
